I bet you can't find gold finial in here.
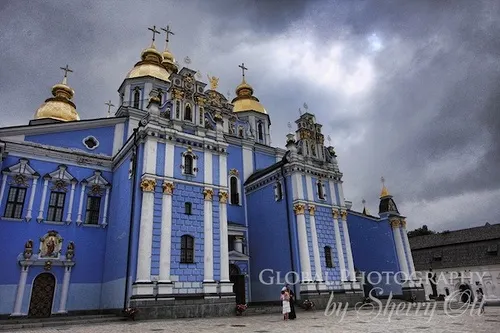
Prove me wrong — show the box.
[380,176,390,197]
[161,25,174,49]
[207,74,219,90]
[148,25,160,47]
[59,64,73,85]
[105,100,115,118]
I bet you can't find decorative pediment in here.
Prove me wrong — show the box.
[2,158,39,180]
[46,165,76,183]
[82,170,110,196]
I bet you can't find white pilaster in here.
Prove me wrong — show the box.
[329,180,338,206]
[340,211,356,282]
[112,122,125,155]
[242,146,253,182]
[305,175,314,200]
[11,265,29,316]
[338,182,346,206]
[158,182,174,294]
[25,177,38,221]
[219,153,227,187]
[143,139,157,174]
[101,187,110,227]
[203,188,214,282]
[219,191,232,293]
[135,178,156,285]
[65,182,76,224]
[76,184,86,224]
[391,219,410,279]
[308,205,323,282]
[332,210,346,281]
[401,222,416,275]
[164,141,174,178]
[0,173,7,205]
[204,151,213,185]
[294,204,312,282]
[57,266,72,313]
[36,178,50,222]
[292,173,304,200]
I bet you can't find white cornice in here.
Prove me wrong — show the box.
[0,117,127,138]
[3,140,112,170]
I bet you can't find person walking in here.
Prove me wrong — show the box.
[476,289,485,314]
[286,284,296,320]
[281,287,291,320]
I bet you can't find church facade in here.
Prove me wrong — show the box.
[0,27,422,319]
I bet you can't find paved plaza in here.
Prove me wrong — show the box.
[15,306,500,333]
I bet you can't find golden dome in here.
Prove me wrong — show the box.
[231,79,267,114]
[380,185,390,198]
[34,76,80,122]
[161,49,178,75]
[126,43,171,82]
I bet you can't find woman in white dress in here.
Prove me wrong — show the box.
[281,287,291,320]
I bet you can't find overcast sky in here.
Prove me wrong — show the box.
[1,0,499,232]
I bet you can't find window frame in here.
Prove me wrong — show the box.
[229,175,240,205]
[3,186,27,219]
[180,234,194,264]
[84,195,101,225]
[47,191,66,222]
[325,245,333,268]
[184,202,192,215]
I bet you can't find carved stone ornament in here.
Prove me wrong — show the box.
[196,96,207,106]
[308,205,316,216]
[89,184,103,196]
[66,241,75,261]
[162,182,174,195]
[44,261,52,271]
[332,209,339,219]
[340,210,347,221]
[390,219,401,228]
[140,178,157,192]
[293,203,306,215]
[400,219,407,228]
[229,168,239,177]
[23,239,33,259]
[51,179,68,192]
[219,191,228,204]
[12,174,29,187]
[203,188,214,201]
[173,89,184,100]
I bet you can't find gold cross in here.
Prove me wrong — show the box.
[105,100,115,117]
[161,25,175,45]
[148,25,160,43]
[60,64,73,84]
[381,176,385,185]
[238,62,248,78]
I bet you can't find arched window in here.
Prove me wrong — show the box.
[317,181,325,200]
[325,246,333,268]
[180,235,194,263]
[133,89,140,109]
[184,202,192,215]
[157,90,163,103]
[275,181,283,201]
[184,155,193,175]
[258,122,264,141]
[184,104,192,121]
[230,176,239,205]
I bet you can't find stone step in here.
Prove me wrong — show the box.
[0,314,124,331]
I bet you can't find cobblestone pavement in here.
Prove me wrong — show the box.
[17,307,500,333]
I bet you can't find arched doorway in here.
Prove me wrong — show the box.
[28,273,56,317]
[230,264,245,304]
[458,283,474,303]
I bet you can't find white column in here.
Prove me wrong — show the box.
[401,222,416,275]
[25,177,38,221]
[332,210,346,281]
[0,173,7,205]
[234,236,243,253]
[76,184,86,224]
[135,178,156,283]
[57,266,72,313]
[204,151,212,185]
[65,182,76,224]
[159,182,173,283]
[338,181,346,207]
[242,146,253,182]
[391,219,410,278]
[203,188,214,282]
[164,142,174,178]
[219,191,230,282]
[101,187,110,227]
[340,210,356,282]
[294,203,312,282]
[308,205,323,282]
[219,153,228,187]
[36,178,50,222]
[329,180,338,206]
[11,265,29,316]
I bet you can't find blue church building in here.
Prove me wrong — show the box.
[0,27,422,319]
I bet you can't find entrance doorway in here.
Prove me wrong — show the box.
[28,273,56,317]
[459,283,474,303]
[230,264,245,304]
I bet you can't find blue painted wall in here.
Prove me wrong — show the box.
[226,144,244,224]
[25,126,116,156]
[173,146,204,183]
[254,151,275,171]
[247,180,291,302]
[347,213,402,296]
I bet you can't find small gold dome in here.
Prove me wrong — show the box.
[161,49,178,75]
[380,185,390,198]
[126,43,171,82]
[34,79,80,122]
[231,79,267,114]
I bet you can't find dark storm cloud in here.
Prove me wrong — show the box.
[0,0,498,231]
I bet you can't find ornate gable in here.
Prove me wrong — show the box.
[82,170,111,196]
[2,158,39,182]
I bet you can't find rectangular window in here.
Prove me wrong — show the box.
[325,246,333,268]
[85,196,101,225]
[4,186,27,219]
[47,191,66,222]
[181,235,194,263]
[184,202,192,215]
